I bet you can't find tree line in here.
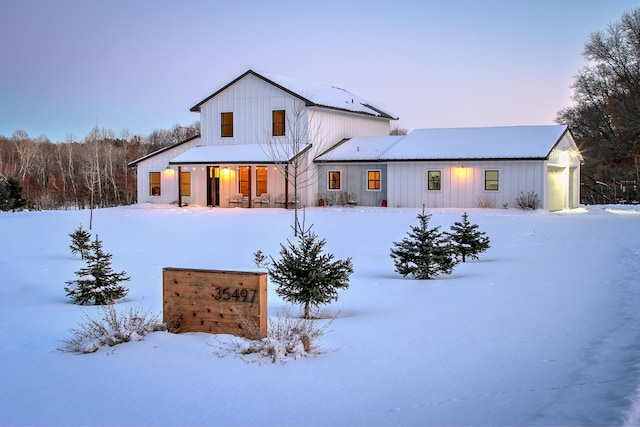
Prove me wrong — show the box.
[0,122,199,210]
[557,7,640,204]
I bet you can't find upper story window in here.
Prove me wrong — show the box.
[485,170,499,191]
[149,172,161,196]
[328,170,341,190]
[272,110,285,136]
[221,112,233,137]
[367,170,381,191]
[427,170,441,191]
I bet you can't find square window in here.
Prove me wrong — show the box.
[328,171,341,190]
[427,170,441,191]
[272,110,285,136]
[149,172,161,196]
[367,170,381,190]
[485,170,499,191]
[221,112,233,137]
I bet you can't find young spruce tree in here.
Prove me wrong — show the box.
[65,234,130,305]
[390,207,458,279]
[69,224,92,259]
[447,212,490,262]
[268,224,353,319]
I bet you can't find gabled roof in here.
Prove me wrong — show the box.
[315,125,575,162]
[189,70,397,120]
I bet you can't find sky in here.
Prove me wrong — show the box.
[1,0,638,143]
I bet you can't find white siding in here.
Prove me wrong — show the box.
[386,160,546,209]
[134,139,199,204]
[198,74,307,147]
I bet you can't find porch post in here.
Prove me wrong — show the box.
[178,166,182,208]
[284,164,289,209]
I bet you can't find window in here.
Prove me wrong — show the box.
[180,171,191,196]
[485,170,499,191]
[328,171,341,190]
[427,170,441,191]
[149,172,161,196]
[239,166,249,196]
[256,166,267,195]
[367,170,381,191]
[272,110,285,136]
[221,112,233,137]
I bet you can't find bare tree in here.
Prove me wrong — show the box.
[262,103,323,235]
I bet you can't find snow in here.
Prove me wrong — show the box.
[1,204,640,426]
[169,142,306,164]
[257,71,396,119]
[318,125,570,162]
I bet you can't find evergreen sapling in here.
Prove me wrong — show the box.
[447,212,490,262]
[268,224,353,319]
[69,224,92,259]
[390,208,458,279]
[65,234,130,305]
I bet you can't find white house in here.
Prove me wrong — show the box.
[315,125,583,211]
[129,70,582,211]
[128,70,395,208]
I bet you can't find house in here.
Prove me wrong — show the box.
[129,70,582,211]
[128,70,395,207]
[315,125,583,211]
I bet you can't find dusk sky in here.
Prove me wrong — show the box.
[1,0,638,143]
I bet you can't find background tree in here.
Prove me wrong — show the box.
[65,234,130,305]
[390,208,458,279]
[557,7,640,204]
[447,212,490,262]
[268,224,353,319]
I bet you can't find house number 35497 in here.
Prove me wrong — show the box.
[212,287,257,304]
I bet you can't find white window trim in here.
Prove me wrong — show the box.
[483,169,500,192]
[327,170,342,191]
[366,169,382,192]
[427,169,442,192]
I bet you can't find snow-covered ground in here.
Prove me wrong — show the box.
[1,204,640,426]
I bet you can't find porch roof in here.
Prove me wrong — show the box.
[168,143,310,165]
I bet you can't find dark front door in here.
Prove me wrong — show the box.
[207,166,220,206]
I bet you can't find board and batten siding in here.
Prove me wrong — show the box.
[134,139,199,204]
[198,73,307,147]
[386,161,546,209]
[316,164,387,207]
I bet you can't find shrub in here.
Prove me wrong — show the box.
[474,194,496,208]
[60,303,165,354]
[516,191,540,210]
[390,207,458,279]
[229,308,334,363]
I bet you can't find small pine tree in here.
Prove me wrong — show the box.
[69,224,92,259]
[65,234,130,305]
[447,212,490,262]
[268,224,353,319]
[390,207,458,279]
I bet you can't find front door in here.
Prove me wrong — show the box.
[207,166,220,206]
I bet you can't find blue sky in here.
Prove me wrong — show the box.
[1,0,637,142]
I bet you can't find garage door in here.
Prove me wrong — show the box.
[547,169,565,211]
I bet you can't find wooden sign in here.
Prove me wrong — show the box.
[163,267,267,339]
